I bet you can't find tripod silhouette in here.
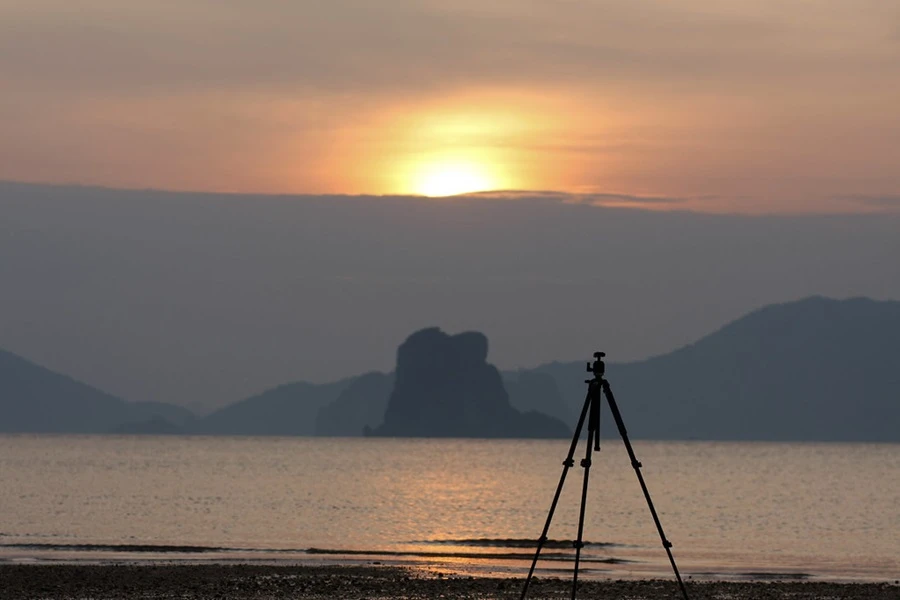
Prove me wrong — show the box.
[520,352,690,600]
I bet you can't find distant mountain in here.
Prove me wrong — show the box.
[503,370,574,425]
[111,416,182,435]
[0,349,194,433]
[526,296,900,442]
[129,401,195,428]
[5,296,898,441]
[369,328,571,438]
[191,379,352,436]
[315,372,394,436]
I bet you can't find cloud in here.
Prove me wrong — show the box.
[2,2,899,210]
[581,193,686,207]
[465,190,686,208]
[1,1,895,96]
[842,195,900,209]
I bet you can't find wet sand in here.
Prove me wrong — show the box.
[1,564,898,599]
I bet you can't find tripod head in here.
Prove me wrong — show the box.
[586,351,606,379]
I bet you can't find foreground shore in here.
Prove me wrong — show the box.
[1,565,898,600]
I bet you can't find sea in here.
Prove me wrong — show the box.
[0,435,897,583]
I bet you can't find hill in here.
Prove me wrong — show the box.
[4,296,897,440]
[0,349,194,433]
[191,379,352,436]
[503,370,574,425]
[527,296,900,441]
[314,372,394,436]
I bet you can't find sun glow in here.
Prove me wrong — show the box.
[413,160,496,197]
[353,94,574,196]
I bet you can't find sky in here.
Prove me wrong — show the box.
[1,2,900,411]
[2,1,899,213]
[2,182,899,412]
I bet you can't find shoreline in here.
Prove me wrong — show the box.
[1,564,898,600]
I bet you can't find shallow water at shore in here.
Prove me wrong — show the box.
[1,435,898,582]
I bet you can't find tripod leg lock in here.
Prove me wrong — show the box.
[580,458,591,468]
[573,541,585,549]
[632,460,642,469]
[663,540,673,549]
[563,458,574,467]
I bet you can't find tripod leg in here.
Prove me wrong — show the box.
[590,382,601,452]
[520,385,595,600]
[601,380,690,600]
[571,422,596,600]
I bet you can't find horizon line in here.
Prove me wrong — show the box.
[3,178,897,218]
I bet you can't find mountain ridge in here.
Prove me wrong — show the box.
[2,296,898,440]
[0,349,193,433]
[526,296,899,441]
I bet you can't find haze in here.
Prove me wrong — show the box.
[1,182,898,412]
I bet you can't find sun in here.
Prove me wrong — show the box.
[413,160,497,197]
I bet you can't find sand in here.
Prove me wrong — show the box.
[1,564,897,599]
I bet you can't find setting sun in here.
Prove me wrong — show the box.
[413,161,496,197]
[371,102,539,197]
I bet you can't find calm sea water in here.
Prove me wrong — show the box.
[0,435,897,583]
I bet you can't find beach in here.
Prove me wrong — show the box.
[1,565,897,600]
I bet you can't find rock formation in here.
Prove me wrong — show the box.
[369,328,570,438]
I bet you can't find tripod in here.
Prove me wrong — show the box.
[520,352,690,600]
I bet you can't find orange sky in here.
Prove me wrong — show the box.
[2,1,899,213]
